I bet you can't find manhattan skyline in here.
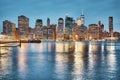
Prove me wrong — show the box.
[0,0,120,32]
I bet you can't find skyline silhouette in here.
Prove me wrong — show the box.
[0,0,120,32]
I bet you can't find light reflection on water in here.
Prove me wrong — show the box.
[0,41,120,80]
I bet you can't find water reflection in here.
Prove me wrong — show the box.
[0,55,12,79]
[55,52,69,79]
[0,42,120,80]
[107,53,116,71]
[0,47,12,55]
[72,42,87,80]
[106,43,116,53]
[17,43,29,79]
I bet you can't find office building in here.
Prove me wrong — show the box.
[35,19,43,39]
[57,18,64,41]
[88,24,99,40]
[18,15,29,39]
[77,11,85,26]
[3,20,16,39]
[78,24,87,40]
[65,16,74,40]
[43,25,56,40]
[109,16,113,37]
[98,21,104,39]
[47,18,50,27]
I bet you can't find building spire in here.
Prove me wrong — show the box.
[81,9,84,15]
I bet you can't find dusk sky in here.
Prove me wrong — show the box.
[0,0,120,32]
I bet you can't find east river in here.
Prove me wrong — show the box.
[0,41,120,80]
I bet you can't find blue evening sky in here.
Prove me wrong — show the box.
[0,0,120,32]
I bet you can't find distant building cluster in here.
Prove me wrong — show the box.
[2,14,120,41]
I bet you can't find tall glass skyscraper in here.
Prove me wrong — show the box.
[65,16,73,40]
[109,16,113,37]
[47,18,50,27]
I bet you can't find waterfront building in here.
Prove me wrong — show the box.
[109,16,113,37]
[47,18,50,27]
[42,26,48,40]
[113,32,120,38]
[77,18,81,26]
[73,24,87,41]
[65,16,74,40]
[80,14,85,25]
[11,23,16,39]
[78,24,87,41]
[28,27,35,40]
[15,28,19,40]
[75,12,86,41]
[43,25,56,40]
[18,15,29,40]
[73,24,79,40]
[35,19,43,39]
[57,18,64,41]
[98,21,104,39]
[3,20,12,35]
[77,11,85,26]
[88,24,99,40]
[3,20,16,39]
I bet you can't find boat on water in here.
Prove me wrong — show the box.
[28,39,41,43]
[19,39,41,43]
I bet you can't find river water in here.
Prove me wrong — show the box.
[0,41,120,80]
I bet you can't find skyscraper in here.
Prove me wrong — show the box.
[42,25,56,40]
[35,19,43,39]
[77,18,81,26]
[57,18,64,41]
[109,16,113,37]
[88,24,99,40]
[77,10,85,26]
[98,21,104,39]
[35,19,43,28]
[47,18,50,27]
[3,20,16,39]
[18,15,29,39]
[80,14,85,25]
[3,20,11,35]
[65,16,74,40]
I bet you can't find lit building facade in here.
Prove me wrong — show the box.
[77,14,85,26]
[3,20,16,39]
[57,18,64,41]
[88,24,99,40]
[73,24,79,40]
[11,23,16,39]
[65,16,74,40]
[78,25,87,41]
[18,15,29,39]
[73,24,87,41]
[28,28,35,40]
[43,25,56,40]
[113,32,120,38]
[3,20,12,35]
[98,21,104,39]
[77,18,81,26]
[35,19,43,39]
